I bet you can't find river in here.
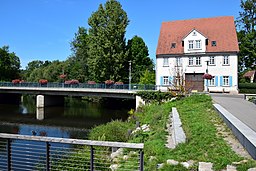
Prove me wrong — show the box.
[0,96,133,139]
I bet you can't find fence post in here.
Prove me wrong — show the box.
[90,146,94,171]
[7,139,11,171]
[46,142,50,171]
[139,149,144,171]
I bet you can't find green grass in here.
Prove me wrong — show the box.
[129,94,256,171]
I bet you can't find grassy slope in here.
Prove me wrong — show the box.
[131,94,256,171]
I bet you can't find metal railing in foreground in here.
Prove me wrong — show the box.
[0,133,144,171]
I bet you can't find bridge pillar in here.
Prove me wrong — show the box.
[36,95,65,108]
[0,93,21,105]
[136,96,145,110]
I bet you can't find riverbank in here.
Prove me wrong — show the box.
[52,94,256,170]
[129,94,256,170]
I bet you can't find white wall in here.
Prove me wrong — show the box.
[156,54,238,93]
[183,30,207,54]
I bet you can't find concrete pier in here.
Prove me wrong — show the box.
[36,95,64,108]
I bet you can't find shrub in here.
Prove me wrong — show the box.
[136,90,178,104]
[88,120,132,142]
[239,83,256,94]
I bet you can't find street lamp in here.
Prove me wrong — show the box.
[129,61,132,90]
[205,60,209,92]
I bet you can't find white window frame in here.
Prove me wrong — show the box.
[188,57,193,66]
[176,57,181,66]
[163,76,169,85]
[223,56,229,65]
[209,56,215,65]
[188,40,193,49]
[163,57,169,67]
[223,76,229,86]
[208,76,215,86]
[195,40,201,49]
[195,57,201,66]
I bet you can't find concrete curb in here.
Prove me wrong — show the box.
[172,107,186,146]
[213,104,256,159]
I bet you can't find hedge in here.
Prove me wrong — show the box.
[239,83,256,94]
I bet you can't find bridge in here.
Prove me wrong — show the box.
[0,82,155,109]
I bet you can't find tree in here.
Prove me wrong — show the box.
[87,0,129,82]
[127,36,154,83]
[139,69,155,85]
[0,46,20,81]
[237,0,256,71]
[69,27,89,82]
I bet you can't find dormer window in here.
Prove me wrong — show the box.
[212,41,217,46]
[188,40,201,50]
[171,43,176,48]
[189,40,193,49]
[195,40,201,49]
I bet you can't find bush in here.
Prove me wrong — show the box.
[136,90,178,104]
[239,83,256,94]
[88,120,132,142]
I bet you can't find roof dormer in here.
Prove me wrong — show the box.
[182,29,207,54]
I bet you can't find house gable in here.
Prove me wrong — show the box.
[183,29,207,54]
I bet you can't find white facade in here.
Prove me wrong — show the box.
[156,30,238,93]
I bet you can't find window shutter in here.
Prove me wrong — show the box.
[215,76,218,86]
[229,76,232,87]
[169,76,173,85]
[204,79,207,86]
[160,76,163,85]
[182,41,184,47]
[220,76,223,86]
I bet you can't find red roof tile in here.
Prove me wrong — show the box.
[243,70,256,78]
[156,16,239,55]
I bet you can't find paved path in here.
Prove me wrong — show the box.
[211,94,256,132]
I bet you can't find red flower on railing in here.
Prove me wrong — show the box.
[88,81,96,84]
[65,79,79,84]
[105,80,114,85]
[39,79,48,84]
[202,73,213,80]
[59,74,67,79]
[115,81,124,85]
[12,79,21,84]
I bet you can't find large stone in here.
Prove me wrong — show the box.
[110,164,119,171]
[198,162,213,171]
[166,159,179,165]
[248,168,256,171]
[227,165,237,171]
[110,148,123,159]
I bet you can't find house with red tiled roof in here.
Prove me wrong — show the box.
[156,16,239,93]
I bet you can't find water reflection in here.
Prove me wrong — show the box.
[0,96,131,138]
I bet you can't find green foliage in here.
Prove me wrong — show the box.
[239,83,256,93]
[88,120,133,142]
[129,95,256,170]
[87,0,129,83]
[127,36,154,83]
[136,91,176,104]
[0,46,20,81]
[237,0,256,72]
[139,69,155,85]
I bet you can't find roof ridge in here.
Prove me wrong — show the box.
[162,16,234,24]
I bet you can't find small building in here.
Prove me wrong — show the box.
[156,16,239,93]
[243,70,256,83]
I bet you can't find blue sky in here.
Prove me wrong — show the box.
[0,0,241,69]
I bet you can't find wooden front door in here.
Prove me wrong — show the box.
[185,73,204,92]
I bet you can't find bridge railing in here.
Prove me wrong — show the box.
[0,133,144,171]
[0,82,156,90]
